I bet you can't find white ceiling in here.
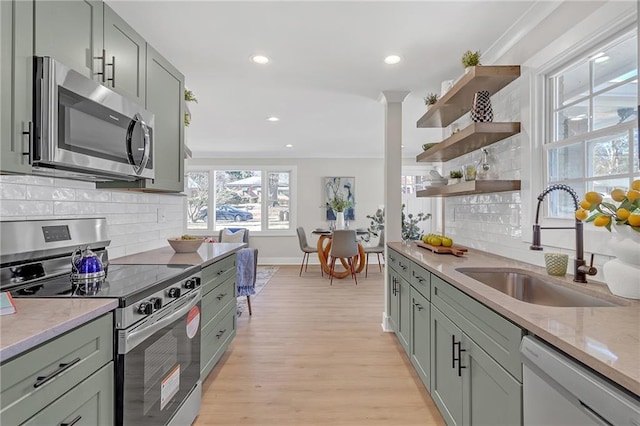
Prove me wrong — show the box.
[107,1,536,159]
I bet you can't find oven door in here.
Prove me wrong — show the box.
[117,289,201,426]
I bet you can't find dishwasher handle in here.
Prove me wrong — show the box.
[521,336,640,426]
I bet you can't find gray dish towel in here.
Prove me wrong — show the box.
[237,248,256,297]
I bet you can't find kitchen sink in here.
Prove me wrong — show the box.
[455,267,620,307]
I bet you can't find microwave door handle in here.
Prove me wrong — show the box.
[126,113,150,175]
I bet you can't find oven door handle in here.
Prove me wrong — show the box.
[122,289,201,354]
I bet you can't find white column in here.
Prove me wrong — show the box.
[380,90,409,332]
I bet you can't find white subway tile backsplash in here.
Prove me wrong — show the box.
[0,175,184,256]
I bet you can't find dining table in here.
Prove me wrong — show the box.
[311,229,369,278]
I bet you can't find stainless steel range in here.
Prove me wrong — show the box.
[0,218,202,426]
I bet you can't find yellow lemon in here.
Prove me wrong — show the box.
[593,215,611,227]
[579,199,591,210]
[616,208,631,221]
[611,188,626,202]
[575,209,588,221]
[628,215,640,227]
[442,237,453,247]
[585,192,603,205]
[627,190,640,202]
[632,180,640,191]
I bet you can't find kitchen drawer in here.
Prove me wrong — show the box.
[410,263,431,300]
[387,248,411,282]
[201,254,236,296]
[431,275,523,380]
[201,274,236,329]
[22,362,114,426]
[0,313,113,426]
[201,302,236,380]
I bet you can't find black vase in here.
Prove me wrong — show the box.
[470,90,493,123]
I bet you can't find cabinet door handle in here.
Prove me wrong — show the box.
[452,338,467,377]
[34,357,81,388]
[451,335,456,369]
[94,49,106,82]
[399,261,407,270]
[216,292,227,300]
[216,329,227,339]
[22,121,32,157]
[60,415,82,426]
[106,55,116,87]
[414,303,423,311]
[416,275,425,283]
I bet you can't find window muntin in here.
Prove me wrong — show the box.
[545,30,638,219]
[186,168,293,234]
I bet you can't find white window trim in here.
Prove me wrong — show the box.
[521,5,637,257]
[184,165,297,237]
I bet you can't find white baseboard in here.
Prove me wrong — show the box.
[381,312,393,332]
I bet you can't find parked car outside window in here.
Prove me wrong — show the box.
[196,205,253,222]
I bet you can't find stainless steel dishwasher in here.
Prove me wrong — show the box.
[520,336,640,426]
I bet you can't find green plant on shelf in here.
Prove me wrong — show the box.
[461,50,481,68]
[424,92,439,106]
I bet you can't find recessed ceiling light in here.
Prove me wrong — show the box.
[266,116,279,122]
[384,55,401,65]
[251,55,269,64]
[594,56,610,64]
[285,144,293,148]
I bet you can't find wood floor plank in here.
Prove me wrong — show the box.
[195,265,445,426]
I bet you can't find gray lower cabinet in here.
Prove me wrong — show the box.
[200,254,238,380]
[98,44,185,192]
[387,248,410,354]
[0,312,114,426]
[387,247,524,425]
[1,0,33,174]
[409,287,431,392]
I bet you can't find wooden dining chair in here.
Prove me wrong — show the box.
[328,230,359,285]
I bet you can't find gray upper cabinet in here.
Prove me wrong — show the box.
[98,44,185,192]
[103,4,146,105]
[34,1,103,79]
[1,0,33,174]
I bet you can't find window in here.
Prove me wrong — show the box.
[544,30,638,218]
[185,168,294,234]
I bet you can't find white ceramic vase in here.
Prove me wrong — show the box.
[603,225,640,299]
[335,211,345,230]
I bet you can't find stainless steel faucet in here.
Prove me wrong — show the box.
[531,184,597,283]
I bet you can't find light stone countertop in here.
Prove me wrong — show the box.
[110,243,246,267]
[0,298,118,363]
[388,241,640,397]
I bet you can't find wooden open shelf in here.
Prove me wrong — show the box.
[417,65,520,128]
[416,122,520,162]
[416,180,521,197]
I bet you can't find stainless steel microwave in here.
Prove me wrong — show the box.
[32,56,154,182]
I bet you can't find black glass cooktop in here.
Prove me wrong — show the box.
[9,264,199,306]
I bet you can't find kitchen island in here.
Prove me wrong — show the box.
[111,242,246,267]
[388,241,640,397]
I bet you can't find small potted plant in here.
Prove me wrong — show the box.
[184,89,198,127]
[449,170,463,185]
[423,92,439,110]
[461,50,481,72]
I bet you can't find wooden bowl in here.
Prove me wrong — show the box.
[167,238,204,253]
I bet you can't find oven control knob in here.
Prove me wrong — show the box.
[138,302,153,315]
[167,287,181,298]
[184,278,197,289]
[150,297,162,310]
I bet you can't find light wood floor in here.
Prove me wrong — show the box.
[195,265,445,426]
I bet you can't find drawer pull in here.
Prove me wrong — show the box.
[216,292,227,300]
[34,357,81,388]
[398,261,407,270]
[415,275,425,283]
[414,303,424,311]
[61,415,82,426]
[216,329,227,339]
[217,270,224,276]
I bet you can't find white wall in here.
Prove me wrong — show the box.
[188,157,386,264]
[0,175,184,259]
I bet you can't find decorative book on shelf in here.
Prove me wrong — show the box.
[0,291,17,315]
